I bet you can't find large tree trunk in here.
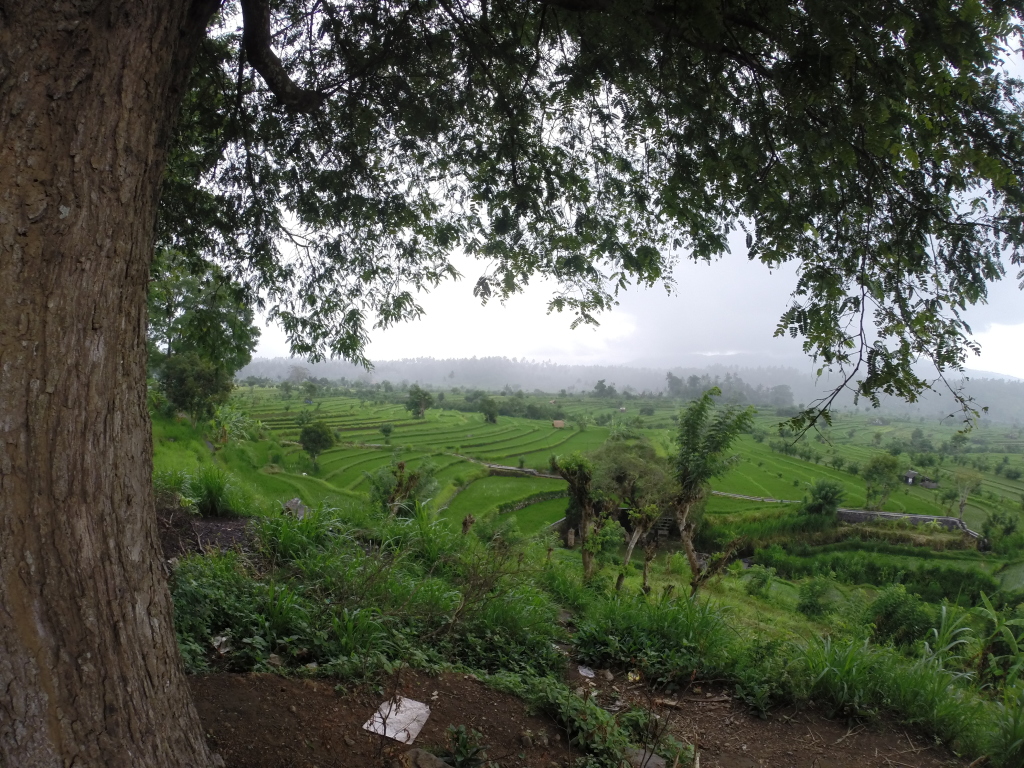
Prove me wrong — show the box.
[0,2,219,766]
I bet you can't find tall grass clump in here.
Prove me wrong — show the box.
[574,595,731,685]
[793,636,989,757]
[875,652,981,754]
[538,561,597,613]
[988,691,1024,768]
[797,637,879,718]
[254,502,356,562]
[156,464,267,517]
[186,464,232,515]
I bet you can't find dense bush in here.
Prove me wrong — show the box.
[800,479,845,517]
[796,577,834,617]
[172,502,565,678]
[755,544,999,605]
[866,585,934,647]
[744,565,775,598]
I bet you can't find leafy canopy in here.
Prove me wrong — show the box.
[863,453,904,510]
[299,420,336,465]
[591,439,675,514]
[158,351,234,425]
[148,249,260,376]
[404,384,434,418]
[164,0,1024,414]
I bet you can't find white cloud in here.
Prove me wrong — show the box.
[254,241,1022,380]
[970,322,1024,379]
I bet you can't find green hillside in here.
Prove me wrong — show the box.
[153,386,1024,765]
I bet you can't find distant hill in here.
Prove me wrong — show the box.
[236,356,1024,424]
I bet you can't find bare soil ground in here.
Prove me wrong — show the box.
[566,665,966,768]
[187,668,966,768]
[190,671,571,768]
[157,496,251,560]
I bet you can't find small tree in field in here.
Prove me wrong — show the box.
[954,469,983,521]
[299,421,335,469]
[557,452,611,581]
[863,453,902,510]
[801,479,846,517]
[479,396,499,424]
[380,423,394,443]
[674,387,753,595]
[405,384,434,418]
[591,439,674,590]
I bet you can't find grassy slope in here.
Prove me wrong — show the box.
[158,389,1024,591]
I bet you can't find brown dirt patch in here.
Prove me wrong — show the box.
[188,666,967,768]
[190,671,572,768]
[567,665,966,768]
[156,496,251,560]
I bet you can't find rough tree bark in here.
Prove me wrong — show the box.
[0,2,220,765]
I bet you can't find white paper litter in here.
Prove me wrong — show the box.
[362,697,431,744]
[578,665,596,678]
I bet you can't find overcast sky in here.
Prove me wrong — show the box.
[255,50,1024,380]
[255,231,1024,379]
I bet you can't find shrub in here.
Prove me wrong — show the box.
[800,478,845,517]
[732,637,796,714]
[796,577,834,617]
[745,565,775,598]
[866,584,934,647]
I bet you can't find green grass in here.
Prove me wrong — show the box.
[442,475,567,523]
[507,497,570,534]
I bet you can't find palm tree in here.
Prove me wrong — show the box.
[674,388,753,594]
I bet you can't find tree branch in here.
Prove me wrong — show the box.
[239,0,325,113]
[545,0,614,10]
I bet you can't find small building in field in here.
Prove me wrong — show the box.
[618,407,627,412]
[904,470,938,488]
[552,420,565,429]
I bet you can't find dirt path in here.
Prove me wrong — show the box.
[188,668,966,768]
